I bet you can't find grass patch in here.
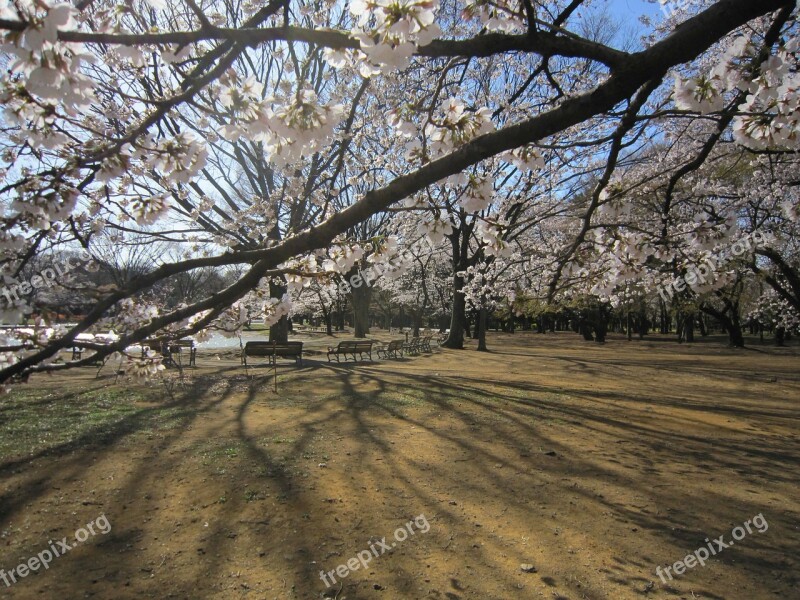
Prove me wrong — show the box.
[0,383,174,460]
[194,439,246,465]
[377,389,428,408]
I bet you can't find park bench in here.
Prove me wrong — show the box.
[377,339,405,359]
[327,340,374,362]
[403,337,422,356]
[142,338,166,359]
[72,344,106,367]
[143,338,197,368]
[242,341,304,367]
[421,335,434,353]
[403,335,434,355]
[167,339,197,368]
[71,333,107,365]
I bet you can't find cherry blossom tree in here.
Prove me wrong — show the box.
[0,0,797,389]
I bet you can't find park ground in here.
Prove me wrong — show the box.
[0,332,798,600]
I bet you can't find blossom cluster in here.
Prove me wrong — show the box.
[675,34,800,149]
[348,0,441,73]
[216,73,345,167]
[1,2,95,149]
[747,289,800,333]
[425,98,494,157]
[124,354,166,382]
[462,0,524,34]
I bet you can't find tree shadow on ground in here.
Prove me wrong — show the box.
[0,334,797,599]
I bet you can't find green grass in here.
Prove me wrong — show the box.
[269,435,296,444]
[0,384,180,460]
[378,389,428,408]
[194,439,246,465]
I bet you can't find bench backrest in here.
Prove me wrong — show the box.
[388,340,404,350]
[336,341,373,351]
[245,341,303,354]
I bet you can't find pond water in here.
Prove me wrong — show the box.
[196,330,273,350]
[1,326,275,350]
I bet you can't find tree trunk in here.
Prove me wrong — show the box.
[471,310,480,340]
[269,315,289,343]
[638,309,649,338]
[443,222,473,349]
[700,302,744,348]
[659,300,670,334]
[594,317,608,343]
[698,314,708,336]
[335,295,346,331]
[269,280,289,343]
[476,307,488,352]
[351,284,372,338]
[412,311,422,337]
[443,273,466,349]
[684,316,695,343]
[728,322,744,347]
[579,315,594,341]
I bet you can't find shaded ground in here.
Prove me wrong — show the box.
[0,332,798,599]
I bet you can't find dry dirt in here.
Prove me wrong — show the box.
[0,332,798,600]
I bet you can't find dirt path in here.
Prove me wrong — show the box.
[0,332,798,599]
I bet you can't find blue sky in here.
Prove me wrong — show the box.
[596,0,667,46]
[607,0,664,23]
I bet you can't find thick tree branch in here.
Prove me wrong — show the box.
[0,21,626,67]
